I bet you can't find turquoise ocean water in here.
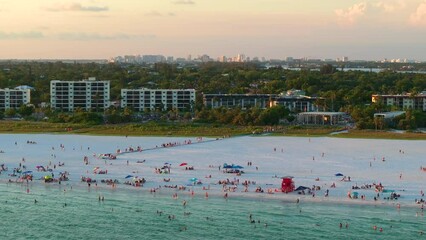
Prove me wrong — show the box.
[0,183,424,240]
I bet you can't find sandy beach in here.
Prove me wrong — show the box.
[1,134,425,206]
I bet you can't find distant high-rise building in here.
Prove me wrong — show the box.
[187,54,192,61]
[199,54,211,62]
[142,55,165,63]
[124,55,137,63]
[176,58,186,63]
[167,56,174,63]
[236,54,245,62]
[218,56,227,62]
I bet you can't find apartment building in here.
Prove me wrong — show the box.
[50,78,110,111]
[203,94,271,109]
[203,89,323,112]
[0,87,31,110]
[372,92,426,111]
[121,88,196,111]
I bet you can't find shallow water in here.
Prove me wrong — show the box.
[0,183,424,240]
[0,134,425,239]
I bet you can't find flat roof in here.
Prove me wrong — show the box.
[298,112,346,116]
[374,111,405,118]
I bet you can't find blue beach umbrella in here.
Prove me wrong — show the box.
[22,171,33,174]
[335,173,344,177]
[125,175,134,179]
[189,177,198,182]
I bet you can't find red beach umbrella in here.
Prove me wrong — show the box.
[179,163,188,166]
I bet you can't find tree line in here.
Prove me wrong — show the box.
[0,61,425,129]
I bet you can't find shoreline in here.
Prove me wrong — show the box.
[0,126,425,141]
[2,179,423,211]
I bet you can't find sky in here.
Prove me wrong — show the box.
[1,0,426,60]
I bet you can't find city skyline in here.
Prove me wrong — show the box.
[1,0,426,60]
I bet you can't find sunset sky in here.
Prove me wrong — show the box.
[1,0,426,60]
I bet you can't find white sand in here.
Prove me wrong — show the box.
[0,134,425,207]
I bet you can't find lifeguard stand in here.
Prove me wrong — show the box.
[281,177,295,193]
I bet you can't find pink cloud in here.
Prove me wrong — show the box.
[375,0,406,13]
[410,0,426,25]
[46,3,108,12]
[335,2,367,25]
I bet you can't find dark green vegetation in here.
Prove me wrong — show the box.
[0,61,425,130]
[0,120,424,139]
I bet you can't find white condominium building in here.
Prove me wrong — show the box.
[121,88,196,111]
[0,88,31,110]
[372,91,426,112]
[50,78,110,111]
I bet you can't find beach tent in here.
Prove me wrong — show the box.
[223,163,232,169]
[295,186,310,191]
[36,166,46,171]
[223,164,243,169]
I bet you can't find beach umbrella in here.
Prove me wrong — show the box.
[335,173,344,177]
[125,175,134,179]
[44,175,52,180]
[189,177,198,182]
[164,162,171,165]
[179,163,188,166]
[22,171,32,174]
